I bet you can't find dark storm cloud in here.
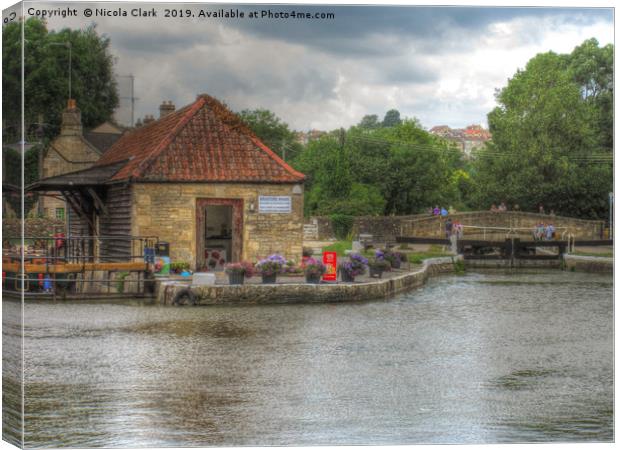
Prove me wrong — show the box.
[227,5,613,56]
[39,2,614,130]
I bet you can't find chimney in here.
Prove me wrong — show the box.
[143,114,155,125]
[61,99,82,136]
[159,100,175,118]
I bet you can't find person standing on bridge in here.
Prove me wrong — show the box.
[546,223,555,240]
[445,218,453,238]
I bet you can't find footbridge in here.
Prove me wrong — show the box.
[398,211,605,241]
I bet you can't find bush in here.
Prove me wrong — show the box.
[330,214,354,240]
[116,272,129,293]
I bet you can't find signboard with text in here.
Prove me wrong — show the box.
[322,251,337,282]
[258,196,292,213]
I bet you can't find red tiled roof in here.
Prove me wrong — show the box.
[95,95,305,183]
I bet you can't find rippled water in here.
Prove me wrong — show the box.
[3,270,613,447]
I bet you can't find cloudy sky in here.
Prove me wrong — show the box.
[18,2,615,131]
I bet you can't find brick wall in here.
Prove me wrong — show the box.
[132,183,304,268]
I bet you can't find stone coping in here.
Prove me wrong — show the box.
[156,256,462,306]
[563,254,613,273]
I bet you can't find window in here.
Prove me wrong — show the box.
[55,208,65,221]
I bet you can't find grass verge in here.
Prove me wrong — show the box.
[322,240,352,256]
[407,245,453,264]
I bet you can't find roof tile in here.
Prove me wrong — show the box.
[95,95,305,183]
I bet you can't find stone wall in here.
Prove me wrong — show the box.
[157,256,460,305]
[2,217,65,238]
[563,255,613,273]
[132,182,304,268]
[305,214,426,242]
[307,211,604,242]
[40,108,100,218]
[304,216,335,240]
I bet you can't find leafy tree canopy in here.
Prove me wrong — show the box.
[2,18,119,141]
[358,114,381,129]
[237,108,302,161]
[382,109,402,127]
[472,39,613,219]
[293,119,466,216]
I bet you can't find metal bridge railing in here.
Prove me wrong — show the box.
[2,235,159,297]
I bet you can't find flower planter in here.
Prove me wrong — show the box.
[341,272,355,282]
[262,274,277,284]
[391,259,401,269]
[305,274,321,284]
[228,272,245,285]
[369,267,384,278]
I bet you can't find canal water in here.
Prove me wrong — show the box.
[4,270,613,447]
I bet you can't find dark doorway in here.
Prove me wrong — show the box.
[196,198,243,270]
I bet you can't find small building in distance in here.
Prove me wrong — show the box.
[294,129,326,146]
[39,99,125,220]
[30,94,306,269]
[429,124,491,158]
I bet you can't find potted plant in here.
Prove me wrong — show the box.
[255,254,287,283]
[283,260,303,276]
[224,261,254,285]
[303,258,326,284]
[383,250,403,269]
[170,261,190,274]
[302,247,314,266]
[368,258,391,278]
[338,253,368,282]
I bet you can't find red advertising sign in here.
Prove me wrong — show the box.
[322,251,337,282]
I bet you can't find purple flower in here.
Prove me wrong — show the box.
[255,253,288,276]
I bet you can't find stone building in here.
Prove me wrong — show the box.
[39,99,124,220]
[30,94,306,269]
[429,124,491,158]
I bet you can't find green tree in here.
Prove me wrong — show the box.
[382,109,402,127]
[472,40,613,219]
[358,114,381,129]
[2,18,119,141]
[293,119,463,217]
[565,38,613,150]
[237,108,302,161]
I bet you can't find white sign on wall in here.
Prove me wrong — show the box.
[258,196,292,213]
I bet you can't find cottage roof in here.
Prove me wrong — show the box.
[28,161,128,190]
[83,131,124,154]
[95,94,305,184]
